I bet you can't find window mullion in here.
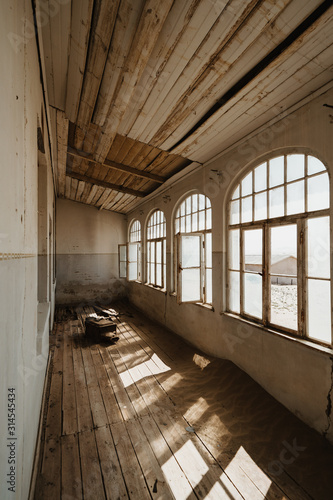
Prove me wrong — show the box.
[263,223,269,326]
[240,229,244,315]
[298,218,306,337]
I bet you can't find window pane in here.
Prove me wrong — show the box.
[186,214,191,232]
[270,278,297,330]
[269,186,284,218]
[192,213,198,232]
[156,264,162,287]
[287,180,304,215]
[180,216,185,232]
[175,219,180,233]
[229,271,240,313]
[180,202,185,216]
[307,217,330,279]
[232,185,240,200]
[119,245,127,260]
[307,279,331,344]
[308,156,325,175]
[182,268,201,302]
[181,235,201,268]
[128,262,138,281]
[244,228,262,272]
[150,262,155,284]
[163,242,166,286]
[269,157,284,187]
[242,172,252,197]
[199,210,205,230]
[307,173,329,212]
[230,200,240,225]
[192,194,198,212]
[254,163,267,192]
[241,196,252,223]
[205,232,212,268]
[244,273,262,319]
[206,208,212,230]
[120,262,126,278]
[255,192,267,221]
[128,243,138,263]
[206,268,212,304]
[229,229,239,270]
[287,154,304,182]
[156,241,162,264]
[199,194,205,210]
[270,225,297,274]
[150,241,155,262]
[186,196,191,214]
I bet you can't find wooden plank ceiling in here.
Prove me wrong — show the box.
[40,0,333,214]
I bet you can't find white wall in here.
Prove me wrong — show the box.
[127,85,333,443]
[56,199,128,305]
[0,1,56,498]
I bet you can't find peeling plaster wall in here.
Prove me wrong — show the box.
[0,2,56,499]
[127,86,333,443]
[56,199,127,305]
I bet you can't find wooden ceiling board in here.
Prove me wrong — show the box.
[65,0,94,123]
[124,0,266,144]
[75,180,86,202]
[80,181,94,204]
[148,0,321,150]
[70,178,79,200]
[174,7,333,161]
[76,0,120,129]
[92,0,146,127]
[118,0,232,140]
[110,193,135,212]
[94,0,176,162]
[116,0,220,137]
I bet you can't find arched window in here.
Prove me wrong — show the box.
[128,219,141,281]
[228,153,331,345]
[175,193,212,304]
[146,210,166,289]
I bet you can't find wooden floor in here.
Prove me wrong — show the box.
[34,302,333,500]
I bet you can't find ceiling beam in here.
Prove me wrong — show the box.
[67,146,165,183]
[67,171,146,198]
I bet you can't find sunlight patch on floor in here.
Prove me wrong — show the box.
[119,355,171,388]
[220,447,272,498]
[184,397,209,423]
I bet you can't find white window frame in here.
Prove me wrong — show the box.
[128,219,142,281]
[146,210,166,289]
[174,194,212,305]
[227,152,332,347]
[118,244,127,278]
[177,233,204,304]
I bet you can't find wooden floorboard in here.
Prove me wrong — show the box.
[34,302,333,500]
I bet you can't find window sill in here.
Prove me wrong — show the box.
[144,283,167,294]
[222,312,333,356]
[169,292,214,311]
